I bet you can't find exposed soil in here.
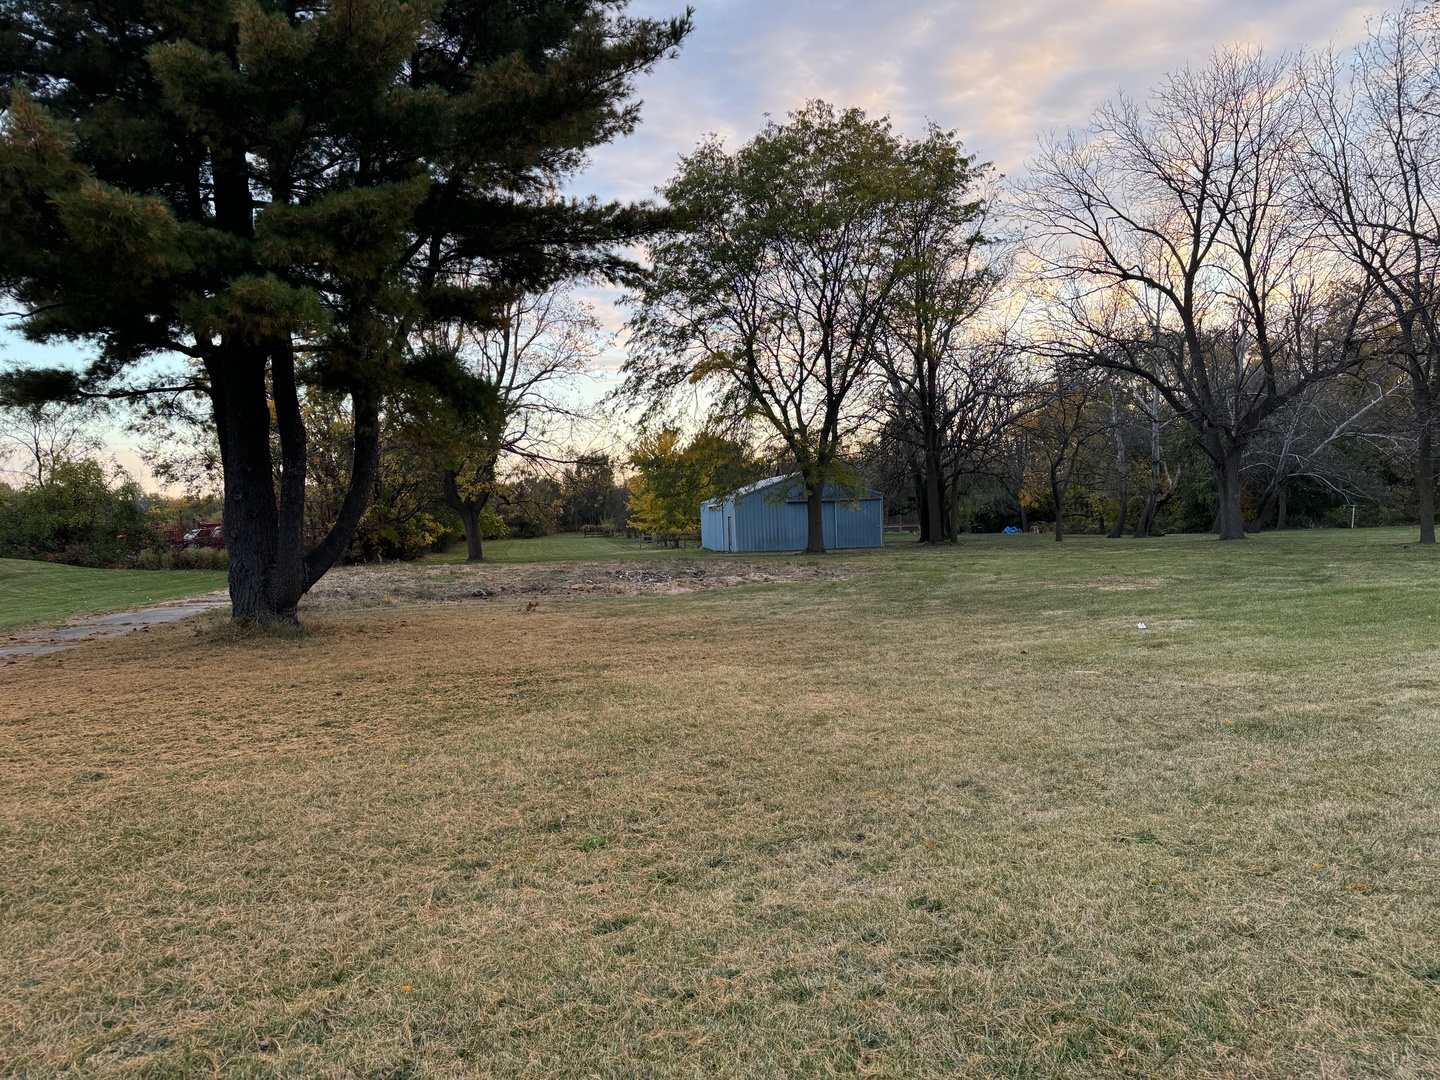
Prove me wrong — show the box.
[302,558,847,612]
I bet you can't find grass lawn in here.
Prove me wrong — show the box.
[3,529,1440,1075]
[0,558,227,632]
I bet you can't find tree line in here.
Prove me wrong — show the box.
[3,2,1440,624]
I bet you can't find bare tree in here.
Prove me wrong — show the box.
[1022,48,1367,539]
[1241,372,1397,529]
[1298,7,1440,542]
[0,395,104,487]
[1129,377,1185,538]
[1022,360,1110,542]
[406,285,602,561]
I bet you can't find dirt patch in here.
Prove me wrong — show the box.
[302,559,846,611]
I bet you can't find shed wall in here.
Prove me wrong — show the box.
[830,498,884,548]
[734,489,808,552]
[700,501,724,550]
[701,477,884,552]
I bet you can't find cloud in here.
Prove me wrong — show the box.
[1,0,1394,471]
[582,0,1384,198]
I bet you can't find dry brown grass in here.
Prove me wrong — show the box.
[3,533,1440,1077]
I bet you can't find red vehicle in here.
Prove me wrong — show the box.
[182,521,226,548]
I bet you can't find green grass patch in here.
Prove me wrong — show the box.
[426,532,720,564]
[0,558,226,631]
[427,530,922,564]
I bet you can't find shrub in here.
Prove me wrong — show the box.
[0,460,160,566]
[173,546,229,571]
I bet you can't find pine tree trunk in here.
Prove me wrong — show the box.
[210,346,297,626]
[210,346,380,626]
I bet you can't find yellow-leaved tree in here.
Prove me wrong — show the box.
[627,429,763,543]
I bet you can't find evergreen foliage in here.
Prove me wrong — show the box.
[0,0,689,623]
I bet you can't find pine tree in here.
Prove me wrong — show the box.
[0,0,689,624]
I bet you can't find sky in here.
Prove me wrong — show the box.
[0,0,1390,486]
[564,0,1387,416]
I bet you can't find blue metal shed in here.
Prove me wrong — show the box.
[700,474,884,552]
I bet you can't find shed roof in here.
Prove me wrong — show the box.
[705,473,881,506]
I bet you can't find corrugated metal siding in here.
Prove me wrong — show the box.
[700,500,724,550]
[703,475,883,552]
[736,488,807,551]
[831,498,884,548]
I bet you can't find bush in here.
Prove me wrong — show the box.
[0,460,160,566]
[347,503,446,562]
[478,505,509,540]
[173,546,229,571]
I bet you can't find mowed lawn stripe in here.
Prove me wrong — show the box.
[0,558,227,632]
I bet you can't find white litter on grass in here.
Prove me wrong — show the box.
[1137,623,1148,630]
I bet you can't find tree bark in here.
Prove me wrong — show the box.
[304,391,381,588]
[1051,477,1066,542]
[1134,488,1158,539]
[1108,480,1129,538]
[270,341,308,606]
[805,480,826,554]
[1276,485,1287,531]
[209,344,288,625]
[461,506,484,561]
[441,469,488,562]
[1107,390,1129,538]
[1212,445,1246,541]
[913,470,929,541]
[921,441,945,544]
[1417,392,1436,545]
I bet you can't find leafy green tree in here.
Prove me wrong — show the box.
[301,393,447,562]
[626,428,760,539]
[496,471,561,537]
[624,101,903,553]
[0,1,689,624]
[0,458,155,565]
[873,125,999,544]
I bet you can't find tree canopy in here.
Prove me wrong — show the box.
[0,0,689,622]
